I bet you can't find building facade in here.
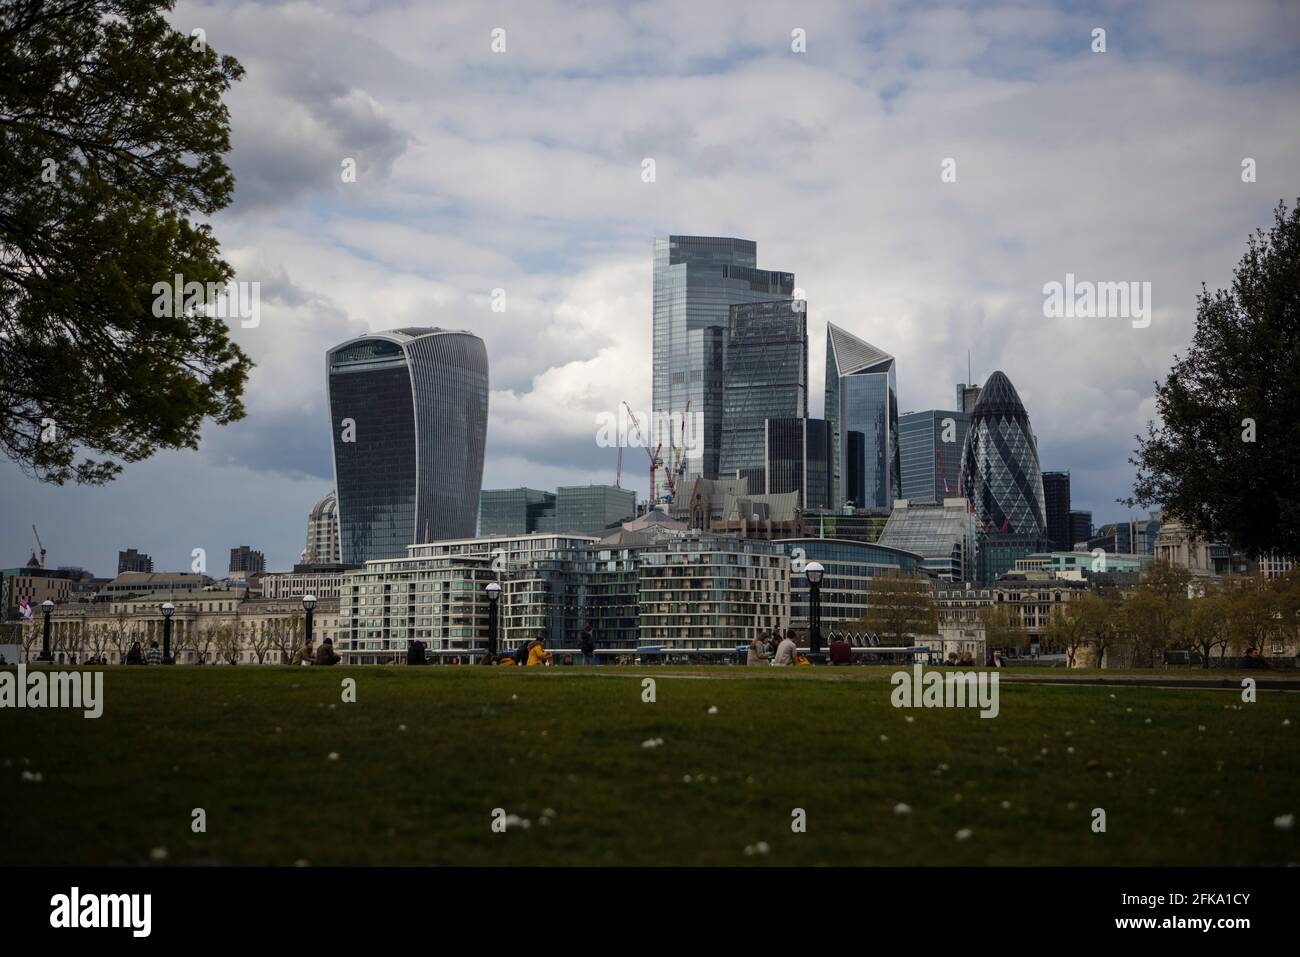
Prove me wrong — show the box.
[1068,510,1093,549]
[898,410,968,505]
[651,236,795,495]
[1041,471,1071,552]
[637,533,790,650]
[825,323,900,510]
[719,299,808,486]
[327,328,489,562]
[877,497,981,582]
[229,545,266,575]
[117,549,153,574]
[479,487,557,537]
[780,538,925,627]
[554,485,637,535]
[764,417,832,510]
[301,491,342,565]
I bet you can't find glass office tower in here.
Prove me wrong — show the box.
[824,323,900,509]
[959,370,1047,538]
[327,328,489,563]
[652,236,794,500]
[1041,471,1072,551]
[899,410,969,504]
[764,417,832,510]
[720,299,808,483]
[479,488,556,537]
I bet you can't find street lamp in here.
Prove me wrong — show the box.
[302,594,316,652]
[485,581,501,661]
[38,599,54,662]
[160,602,175,664]
[805,561,825,658]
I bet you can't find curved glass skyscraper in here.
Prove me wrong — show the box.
[327,328,489,563]
[959,371,1046,537]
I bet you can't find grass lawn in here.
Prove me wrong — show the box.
[2,665,1297,866]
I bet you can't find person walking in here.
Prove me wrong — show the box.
[747,631,771,666]
[580,624,596,666]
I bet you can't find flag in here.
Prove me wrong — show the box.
[18,599,32,619]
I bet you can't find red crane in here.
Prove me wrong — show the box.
[622,401,661,503]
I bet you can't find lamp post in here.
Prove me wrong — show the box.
[38,599,54,662]
[805,561,825,659]
[160,602,175,664]
[485,581,501,661]
[302,594,316,651]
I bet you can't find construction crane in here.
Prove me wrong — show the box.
[622,401,661,503]
[31,525,46,569]
[665,400,692,499]
[614,444,622,489]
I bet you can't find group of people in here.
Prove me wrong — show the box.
[746,629,807,666]
[941,649,1005,667]
[289,637,340,666]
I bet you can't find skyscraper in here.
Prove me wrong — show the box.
[652,236,794,498]
[764,417,832,510]
[555,485,637,535]
[327,328,489,563]
[825,323,900,509]
[955,382,982,414]
[229,545,265,576]
[959,371,1047,539]
[1041,471,1072,551]
[301,491,342,565]
[899,410,968,505]
[720,299,808,487]
[1068,510,1093,549]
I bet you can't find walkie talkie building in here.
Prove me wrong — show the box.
[327,328,489,563]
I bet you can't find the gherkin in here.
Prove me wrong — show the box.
[959,371,1046,537]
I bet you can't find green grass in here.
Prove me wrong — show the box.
[2,665,1297,866]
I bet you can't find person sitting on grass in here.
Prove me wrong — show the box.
[829,633,852,665]
[772,630,799,666]
[290,639,315,666]
[514,640,534,665]
[526,637,553,667]
[314,638,340,666]
[747,631,771,666]
[145,641,162,665]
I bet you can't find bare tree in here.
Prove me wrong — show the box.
[107,610,135,664]
[274,613,305,664]
[247,619,274,664]
[86,622,112,663]
[192,619,218,665]
[20,617,40,662]
[213,620,242,665]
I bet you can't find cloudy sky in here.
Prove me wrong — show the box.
[4,0,1299,577]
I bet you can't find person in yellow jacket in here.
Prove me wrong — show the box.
[526,637,553,667]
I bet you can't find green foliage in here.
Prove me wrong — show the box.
[0,0,250,483]
[1129,199,1300,556]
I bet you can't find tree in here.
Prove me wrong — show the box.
[1042,601,1089,667]
[246,619,273,664]
[192,619,219,664]
[1121,560,1193,666]
[979,603,1023,656]
[272,614,304,664]
[1075,592,1120,668]
[1128,200,1300,557]
[1225,574,1279,657]
[86,621,111,663]
[212,620,241,665]
[861,572,937,647]
[107,609,135,662]
[0,0,251,484]
[1184,588,1231,668]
